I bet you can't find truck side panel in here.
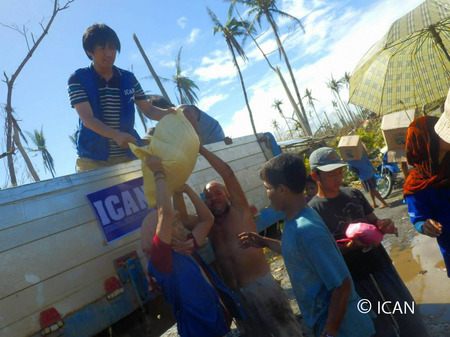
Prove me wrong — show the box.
[0,134,275,337]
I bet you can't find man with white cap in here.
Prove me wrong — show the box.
[308,147,430,337]
[404,87,450,278]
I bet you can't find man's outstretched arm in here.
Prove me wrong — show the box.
[199,145,248,209]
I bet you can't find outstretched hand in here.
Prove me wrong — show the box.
[422,219,442,238]
[115,131,138,148]
[238,232,266,249]
[378,219,398,237]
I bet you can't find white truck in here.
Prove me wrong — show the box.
[0,133,284,337]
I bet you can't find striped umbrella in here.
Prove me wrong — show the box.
[349,0,450,115]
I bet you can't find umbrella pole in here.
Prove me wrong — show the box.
[429,24,450,63]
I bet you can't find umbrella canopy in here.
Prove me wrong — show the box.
[349,0,450,115]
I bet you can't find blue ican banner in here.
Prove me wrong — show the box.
[87,177,151,244]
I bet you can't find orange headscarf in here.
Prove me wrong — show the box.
[403,116,450,195]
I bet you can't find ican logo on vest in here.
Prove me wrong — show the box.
[124,88,135,96]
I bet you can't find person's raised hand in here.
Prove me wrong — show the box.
[167,107,177,115]
[171,237,194,255]
[174,184,190,194]
[145,155,163,173]
[224,137,233,145]
[422,219,442,238]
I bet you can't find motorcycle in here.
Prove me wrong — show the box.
[374,151,400,199]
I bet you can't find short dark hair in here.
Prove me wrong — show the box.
[150,96,175,109]
[305,174,317,185]
[260,153,306,194]
[82,23,121,60]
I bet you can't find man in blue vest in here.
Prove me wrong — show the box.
[68,23,174,172]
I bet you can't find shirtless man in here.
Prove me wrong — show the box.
[200,145,302,337]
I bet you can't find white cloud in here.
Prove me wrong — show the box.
[159,60,176,68]
[198,93,229,111]
[246,36,279,62]
[222,0,425,138]
[187,28,200,44]
[223,69,303,138]
[194,49,248,82]
[177,16,187,29]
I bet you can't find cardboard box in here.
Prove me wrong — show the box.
[381,110,416,151]
[338,135,364,161]
[386,149,407,163]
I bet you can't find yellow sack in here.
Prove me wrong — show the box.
[130,110,199,207]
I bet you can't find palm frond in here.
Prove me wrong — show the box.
[176,47,183,75]
[207,7,223,33]
[274,9,305,33]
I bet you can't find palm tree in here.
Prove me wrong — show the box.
[133,33,172,103]
[327,75,356,126]
[2,1,73,186]
[342,71,351,88]
[207,4,258,136]
[271,119,282,140]
[271,99,293,138]
[232,6,311,137]
[331,100,346,126]
[341,71,364,119]
[69,126,78,149]
[235,0,312,135]
[173,47,199,105]
[303,88,333,133]
[26,126,56,178]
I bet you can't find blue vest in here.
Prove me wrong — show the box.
[74,65,142,160]
[148,251,243,337]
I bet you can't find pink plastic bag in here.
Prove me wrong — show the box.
[336,222,383,247]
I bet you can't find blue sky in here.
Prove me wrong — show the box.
[0,0,423,187]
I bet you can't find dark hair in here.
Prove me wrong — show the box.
[305,174,317,185]
[150,96,175,109]
[260,153,306,194]
[82,23,121,60]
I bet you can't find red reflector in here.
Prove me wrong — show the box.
[249,205,258,215]
[40,308,61,329]
[105,276,122,294]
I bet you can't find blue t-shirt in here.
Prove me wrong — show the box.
[148,250,232,337]
[197,109,225,145]
[281,207,375,336]
[406,187,450,276]
[347,154,375,182]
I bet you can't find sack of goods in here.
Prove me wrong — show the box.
[130,109,200,207]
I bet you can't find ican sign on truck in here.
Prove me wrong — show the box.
[0,133,285,337]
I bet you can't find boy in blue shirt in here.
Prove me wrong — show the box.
[346,153,389,209]
[239,153,375,337]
